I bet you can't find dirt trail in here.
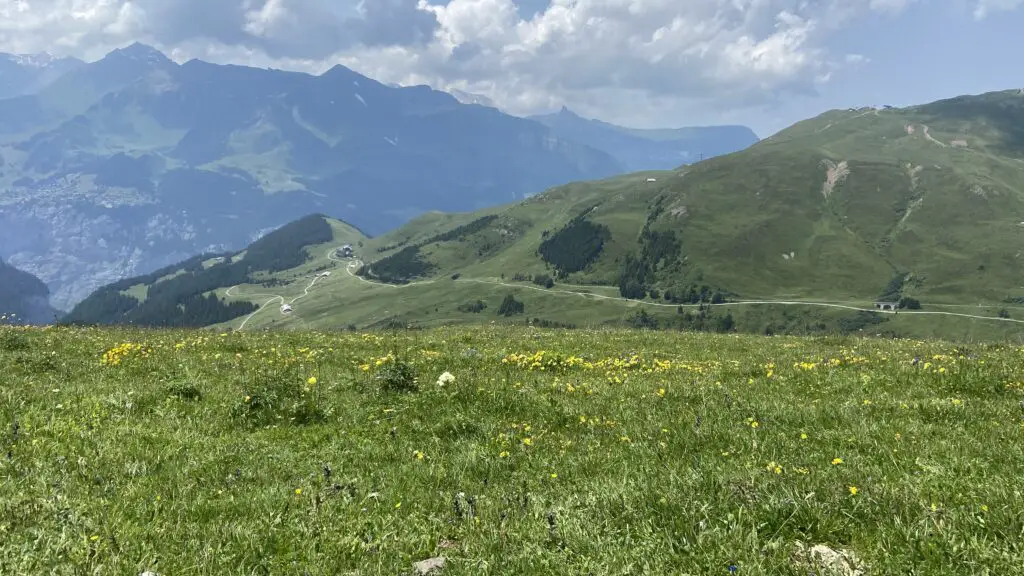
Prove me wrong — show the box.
[458,279,1024,324]
[231,246,1024,329]
[227,248,340,330]
[921,125,947,147]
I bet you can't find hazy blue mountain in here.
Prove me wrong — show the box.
[529,107,759,171]
[0,44,624,309]
[0,52,85,100]
[0,259,59,324]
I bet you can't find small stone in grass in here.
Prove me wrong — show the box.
[413,556,446,575]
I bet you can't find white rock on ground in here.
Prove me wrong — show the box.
[794,542,866,576]
[413,556,446,575]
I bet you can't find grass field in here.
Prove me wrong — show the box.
[3,324,1023,574]
[216,230,1024,342]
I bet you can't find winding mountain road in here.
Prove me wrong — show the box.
[227,245,1024,330]
[227,258,334,330]
[458,279,1024,324]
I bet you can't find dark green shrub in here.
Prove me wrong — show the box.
[458,300,488,313]
[498,294,525,316]
[166,380,202,401]
[898,297,922,310]
[533,274,555,289]
[376,359,418,393]
[232,364,324,426]
[629,309,659,330]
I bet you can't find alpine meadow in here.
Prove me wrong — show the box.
[3,324,1024,575]
[5,5,1024,573]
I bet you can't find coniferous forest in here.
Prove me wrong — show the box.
[64,215,333,327]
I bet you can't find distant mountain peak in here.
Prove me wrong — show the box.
[449,88,496,108]
[550,105,584,119]
[321,64,358,78]
[108,42,170,64]
[2,52,59,68]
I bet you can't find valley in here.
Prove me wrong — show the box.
[58,86,1024,341]
[0,44,754,311]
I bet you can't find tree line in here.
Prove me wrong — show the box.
[64,214,333,327]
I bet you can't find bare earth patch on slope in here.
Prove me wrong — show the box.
[906,163,924,190]
[821,159,850,198]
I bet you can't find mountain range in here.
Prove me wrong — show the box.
[0,43,756,312]
[64,89,1024,340]
[529,107,759,172]
[0,52,84,99]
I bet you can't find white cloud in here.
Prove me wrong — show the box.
[973,0,1024,19]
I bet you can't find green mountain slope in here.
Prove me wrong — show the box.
[69,90,1024,340]
[0,259,59,324]
[64,215,367,327]
[359,91,1024,304]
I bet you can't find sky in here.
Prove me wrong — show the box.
[0,0,1022,137]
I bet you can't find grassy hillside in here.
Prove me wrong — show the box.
[0,259,59,324]
[64,215,367,327]
[3,324,1024,574]
[65,90,1024,340]
[350,90,1024,306]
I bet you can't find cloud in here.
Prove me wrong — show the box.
[0,0,436,59]
[0,0,1018,126]
[973,0,1024,19]
[341,1,851,118]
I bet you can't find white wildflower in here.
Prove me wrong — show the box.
[437,371,456,387]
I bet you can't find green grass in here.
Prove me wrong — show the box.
[3,324,1024,574]
[120,283,148,302]
[220,229,1024,341]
